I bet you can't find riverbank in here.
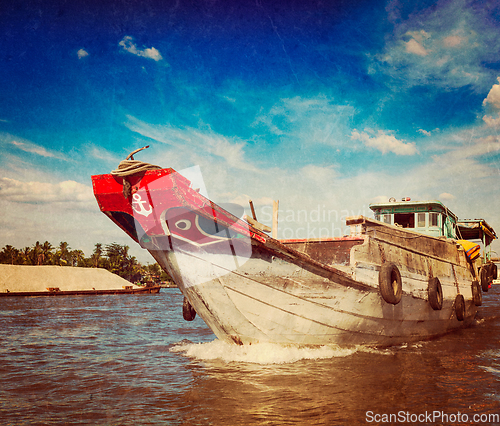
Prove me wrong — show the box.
[0,264,160,296]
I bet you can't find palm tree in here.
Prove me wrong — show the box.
[21,247,31,265]
[56,241,70,266]
[91,243,103,268]
[39,241,54,265]
[0,245,20,264]
[105,243,141,281]
[29,241,42,265]
[105,242,125,274]
[70,249,85,267]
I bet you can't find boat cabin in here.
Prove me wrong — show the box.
[456,218,497,262]
[369,199,458,238]
[370,198,497,263]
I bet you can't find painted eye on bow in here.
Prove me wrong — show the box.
[175,219,192,230]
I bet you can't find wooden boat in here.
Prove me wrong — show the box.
[91,150,497,347]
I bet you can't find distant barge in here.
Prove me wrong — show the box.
[0,286,160,297]
[0,264,160,297]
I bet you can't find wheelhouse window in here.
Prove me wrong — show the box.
[417,213,426,228]
[394,213,414,228]
[430,212,439,227]
[375,213,392,224]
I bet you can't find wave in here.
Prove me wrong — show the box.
[169,339,358,364]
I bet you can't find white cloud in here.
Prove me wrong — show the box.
[10,140,64,159]
[442,35,466,48]
[77,49,89,59]
[350,129,418,155]
[124,116,258,172]
[370,195,390,204]
[405,31,430,56]
[142,47,162,61]
[439,192,455,200]
[252,95,355,147]
[86,143,122,164]
[0,177,94,204]
[222,193,274,208]
[0,133,67,160]
[483,77,500,109]
[372,1,500,90]
[407,30,430,43]
[483,114,500,127]
[411,134,500,198]
[119,36,163,62]
[405,38,429,56]
[301,164,338,183]
[482,77,500,126]
[418,129,431,136]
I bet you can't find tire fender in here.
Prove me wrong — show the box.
[480,267,489,292]
[379,263,403,305]
[428,277,443,310]
[455,294,465,321]
[182,296,197,321]
[471,280,482,306]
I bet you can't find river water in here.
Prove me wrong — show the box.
[1,287,499,426]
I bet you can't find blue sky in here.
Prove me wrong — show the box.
[1,0,500,261]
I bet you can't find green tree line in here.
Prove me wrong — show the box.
[0,241,172,284]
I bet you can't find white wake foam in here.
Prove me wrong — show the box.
[170,339,357,364]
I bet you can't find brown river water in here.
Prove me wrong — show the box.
[1,286,499,425]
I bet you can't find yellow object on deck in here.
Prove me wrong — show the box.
[457,240,481,261]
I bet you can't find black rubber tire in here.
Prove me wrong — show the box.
[480,267,489,292]
[428,277,443,310]
[182,296,196,321]
[379,263,403,305]
[492,263,498,280]
[472,280,482,306]
[486,263,493,283]
[455,294,465,321]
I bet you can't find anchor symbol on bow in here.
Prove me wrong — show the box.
[132,193,153,217]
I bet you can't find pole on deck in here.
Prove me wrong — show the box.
[272,200,279,239]
[249,200,257,221]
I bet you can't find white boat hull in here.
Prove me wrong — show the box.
[150,230,478,347]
